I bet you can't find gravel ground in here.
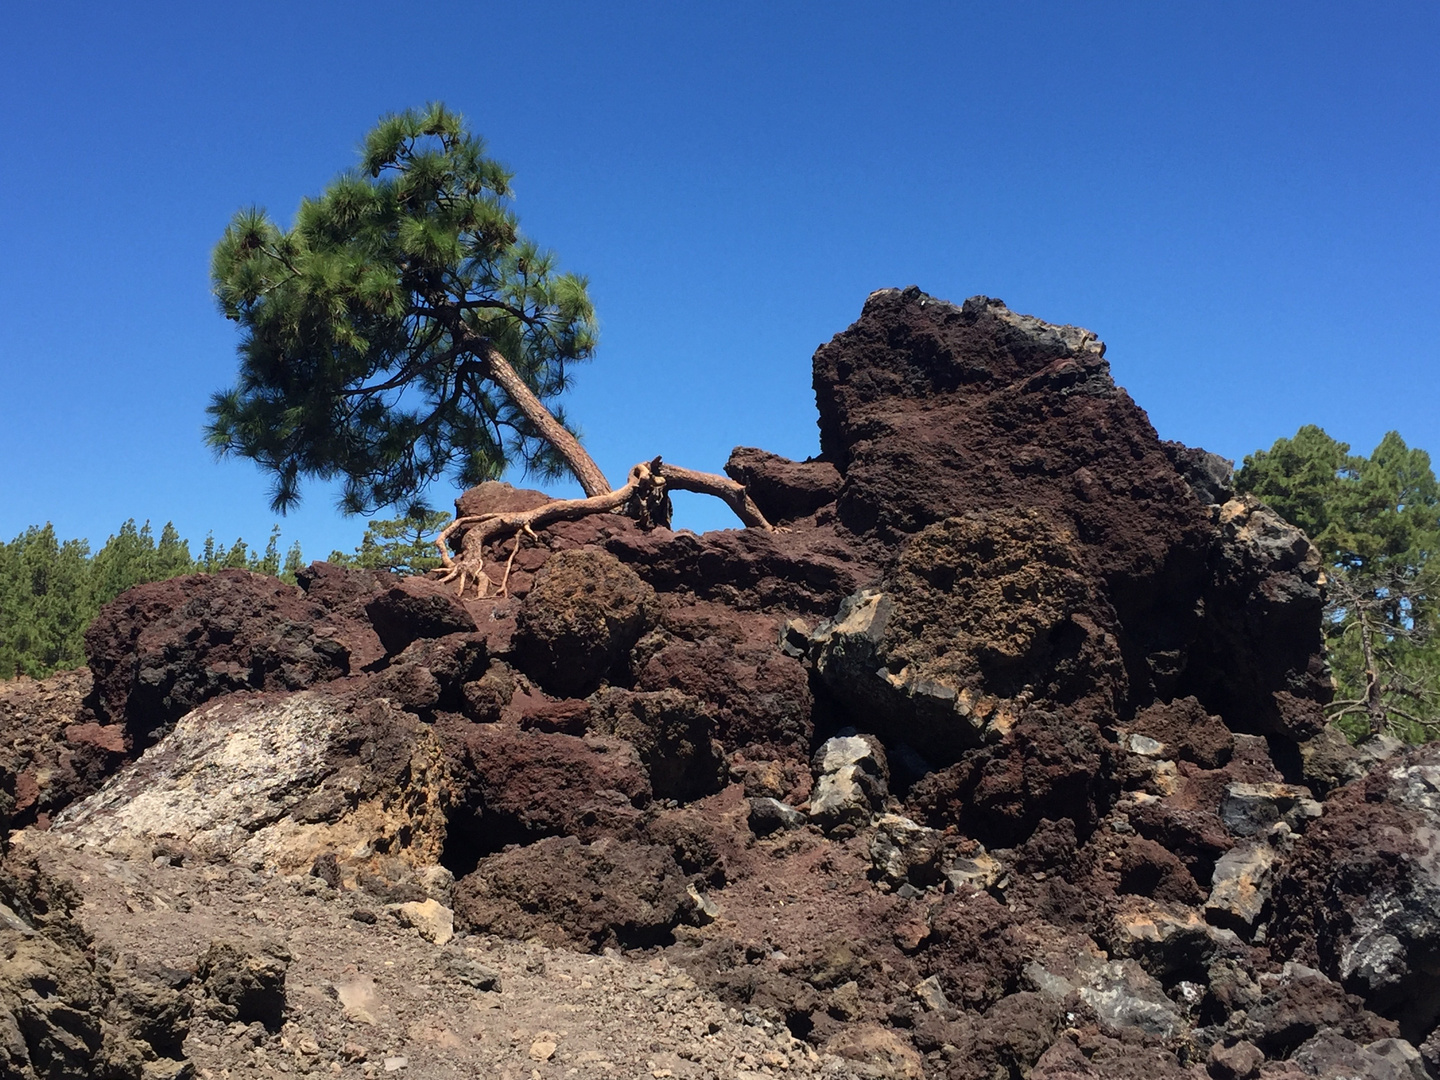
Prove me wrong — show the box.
[18,830,869,1080]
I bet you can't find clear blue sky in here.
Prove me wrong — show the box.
[2,2,1437,558]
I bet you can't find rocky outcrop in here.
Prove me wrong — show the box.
[0,669,122,833]
[50,689,447,879]
[83,569,373,747]
[2,289,1413,1078]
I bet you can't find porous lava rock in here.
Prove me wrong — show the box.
[589,688,727,801]
[363,578,477,655]
[512,547,657,697]
[723,446,843,525]
[1270,747,1440,1044]
[439,722,651,865]
[196,939,290,1030]
[0,855,162,1079]
[451,835,691,949]
[810,288,1327,735]
[632,599,815,756]
[0,669,124,833]
[1,289,1411,1078]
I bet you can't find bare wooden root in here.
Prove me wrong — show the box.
[432,458,773,597]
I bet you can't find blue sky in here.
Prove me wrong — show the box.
[2,2,1437,558]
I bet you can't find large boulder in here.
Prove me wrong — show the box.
[452,835,692,949]
[806,510,1124,759]
[84,570,365,746]
[809,288,1328,734]
[50,689,447,877]
[440,722,651,865]
[512,548,658,697]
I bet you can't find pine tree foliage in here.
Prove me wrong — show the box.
[1237,427,1440,741]
[207,103,599,516]
[328,509,450,576]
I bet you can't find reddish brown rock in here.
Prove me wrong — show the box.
[589,688,727,801]
[918,889,1027,1011]
[453,480,554,520]
[809,288,1326,737]
[452,835,691,949]
[364,577,477,655]
[0,669,125,832]
[84,569,361,746]
[440,722,651,867]
[907,711,1114,847]
[367,633,488,716]
[632,600,814,757]
[1270,748,1440,1043]
[512,548,658,698]
[1131,697,1235,770]
[723,446,842,525]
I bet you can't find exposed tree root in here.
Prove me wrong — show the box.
[432,457,773,597]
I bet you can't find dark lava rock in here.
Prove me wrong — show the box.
[452,835,690,949]
[197,939,290,1029]
[907,710,1114,847]
[1270,748,1440,1043]
[84,569,360,746]
[589,688,727,801]
[748,796,807,836]
[512,548,657,697]
[369,633,489,715]
[631,601,814,756]
[1191,496,1330,738]
[724,446,842,525]
[919,889,1026,1011]
[1130,696,1235,769]
[364,578,478,655]
[809,509,1123,759]
[1163,440,1235,508]
[810,288,1327,736]
[441,722,651,862]
[0,668,125,833]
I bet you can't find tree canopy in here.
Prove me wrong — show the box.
[208,105,772,598]
[1236,426,1440,740]
[207,103,607,516]
[328,510,449,577]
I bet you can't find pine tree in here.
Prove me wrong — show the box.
[1237,428,1440,741]
[330,510,450,576]
[208,104,771,597]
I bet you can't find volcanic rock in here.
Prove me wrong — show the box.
[441,721,650,864]
[0,289,1410,1077]
[589,687,727,801]
[512,547,657,697]
[452,835,690,949]
[1271,749,1440,1043]
[723,446,843,525]
[84,569,363,746]
[364,578,477,655]
[808,733,889,834]
[50,689,447,876]
[0,668,123,833]
[196,939,290,1029]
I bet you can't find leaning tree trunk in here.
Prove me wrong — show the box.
[481,345,613,499]
[434,341,776,597]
